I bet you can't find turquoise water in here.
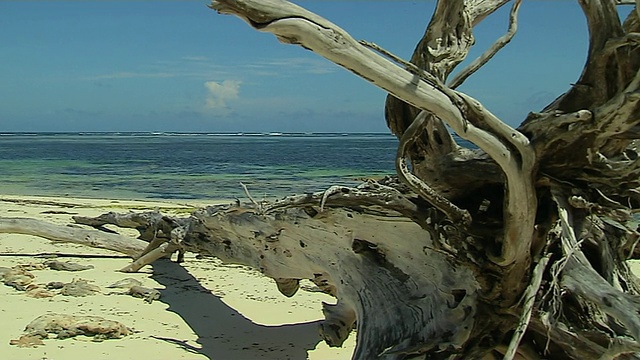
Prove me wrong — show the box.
[0,132,399,200]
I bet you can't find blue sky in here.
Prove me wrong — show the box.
[0,1,633,133]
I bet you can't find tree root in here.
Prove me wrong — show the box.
[551,187,640,355]
[0,217,147,256]
[504,251,551,360]
[0,193,480,359]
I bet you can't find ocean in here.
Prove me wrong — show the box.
[0,132,400,201]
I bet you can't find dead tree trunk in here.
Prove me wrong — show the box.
[2,0,640,359]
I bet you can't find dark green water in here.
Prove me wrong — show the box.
[0,132,399,200]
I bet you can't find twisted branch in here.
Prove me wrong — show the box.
[448,0,522,89]
[396,111,472,226]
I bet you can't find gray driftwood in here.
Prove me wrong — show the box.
[2,0,640,358]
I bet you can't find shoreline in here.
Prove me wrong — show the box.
[0,194,356,360]
[0,193,233,208]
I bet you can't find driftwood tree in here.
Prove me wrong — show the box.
[2,0,640,358]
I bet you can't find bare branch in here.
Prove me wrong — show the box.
[602,32,640,54]
[0,217,146,257]
[396,111,472,226]
[464,0,512,25]
[385,0,475,137]
[240,182,263,213]
[520,110,594,148]
[119,241,181,273]
[455,92,537,266]
[320,185,346,212]
[420,0,473,80]
[448,0,522,89]
[266,181,424,220]
[594,80,640,140]
[504,252,551,360]
[384,0,513,138]
[0,204,481,357]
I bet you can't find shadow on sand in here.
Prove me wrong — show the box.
[150,260,323,360]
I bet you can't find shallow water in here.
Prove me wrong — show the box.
[0,132,399,200]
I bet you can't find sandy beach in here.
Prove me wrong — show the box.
[0,195,356,360]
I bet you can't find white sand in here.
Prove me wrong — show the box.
[0,195,356,360]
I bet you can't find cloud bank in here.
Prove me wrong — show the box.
[204,80,241,112]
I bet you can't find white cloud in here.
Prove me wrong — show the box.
[247,57,337,76]
[83,57,230,82]
[83,71,178,81]
[204,80,241,111]
[83,56,334,83]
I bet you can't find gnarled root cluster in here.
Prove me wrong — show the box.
[2,0,640,358]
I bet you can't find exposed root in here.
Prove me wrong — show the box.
[396,111,472,226]
[119,242,181,273]
[448,0,523,89]
[553,187,640,344]
[320,185,347,212]
[504,251,551,360]
[241,182,264,214]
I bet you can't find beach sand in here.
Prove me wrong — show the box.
[0,195,356,360]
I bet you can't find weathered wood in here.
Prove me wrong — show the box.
[0,217,146,256]
[189,205,479,358]
[395,110,472,226]
[385,0,510,137]
[0,197,480,359]
[554,189,640,341]
[448,0,522,89]
[1,0,640,358]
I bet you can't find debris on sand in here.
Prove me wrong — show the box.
[9,334,45,348]
[60,278,100,297]
[25,286,56,299]
[128,285,161,303]
[108,277,161,303]
[107,277,142,289]
[44,260,94,272]
[10,313,130,345]
[0,267,35,291]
